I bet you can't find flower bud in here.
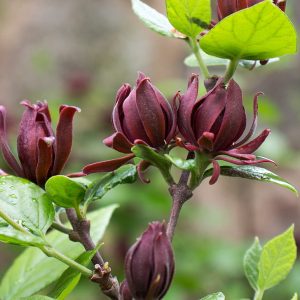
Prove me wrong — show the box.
[124,222,174,300]
[83,73,177,175]
[177,75,273,184]
[0,101,79,186]
[217,0,286,20]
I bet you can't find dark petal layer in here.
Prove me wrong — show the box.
[209,160,221,185]
[213,80,246,151]
[233,92,262,148]
[17,103,41,180]
[52,105,80,175]
[136,78,166,147]
[215,155,275,165]
[120,280,133,300]
[193,83,227,139]
[178,74,199,145]
[112,84,132,133]
[234,129,271,154]
[0,106,24,176]
[165,92,179,143]
[36,137,54,186]
[198,132,215,151]
[122,89,151,144]
[83,154,135,174]
[103,132,133,154]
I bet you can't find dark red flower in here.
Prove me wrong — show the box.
[0,101,79,186]
[124,222,174,300]
[83,73,176,175]
[177,74,273,184]
[217,0,286,20]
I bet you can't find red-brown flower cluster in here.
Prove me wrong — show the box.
[0,101,79,186]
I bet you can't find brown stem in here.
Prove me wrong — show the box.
[166,153,193,240]
[66,208,120,300]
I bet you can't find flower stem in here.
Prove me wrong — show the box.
[253,289,264,300]
[0,209,28,234]
[189,37,210,79]
[51,221,72,235]
[40,245,93,277]
[224,58,239,84]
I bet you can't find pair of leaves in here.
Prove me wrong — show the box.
[0,204,117,300]
[0,176,54,247]
[132,0,211,38]
[45,165,137,208]
[244,226,297,293]
[133,0,297,62]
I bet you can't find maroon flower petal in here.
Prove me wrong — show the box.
[215,155,275,165]
[0,106,24,176]
[193,84,227,139]
[135,78,166,147]
[83,153,135,174]
[209,160,221,185]
[178,74,199,145]
[175,137,199,151]
[112,84,132,133]
[36,137,54,186]
[235,129,271,154]
[233,92,263,148]
[103,132,133,153]
[165,92,179,143]
[52,105,80,175]
[213,79,246,151]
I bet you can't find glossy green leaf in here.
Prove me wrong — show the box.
[200,292,225,300]
[50,244,102,299]
[258,225,297,291]
[184,52,279,69]
[201,1,297,60]
[85,164,137,202]
[203,166,298,196]
[291,293,298,300]
[132,145,171,169]
[45,175,86,208]
[21,296,55,300]
[165,154,195,171]
[166,0,211,37]
[244,237,262,291]
[132,0,176,38]
[0,176,54,236]
[0,227,45,247]
[0,204,117,300]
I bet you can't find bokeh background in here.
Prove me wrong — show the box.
[0,0,299,299]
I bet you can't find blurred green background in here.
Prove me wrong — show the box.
[0,0,299,299]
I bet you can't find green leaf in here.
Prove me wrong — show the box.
[166,0,211,37]
[132,144,171,170]
[0,204,117,300]
[244,237,262,291]
[203,166,298,196]
[200,292,225,300]
[291,293,298,300]
[21,296,55,300]
[85,165,137,203]
[165,154,195,171]
[184,52,280,69]
[0,227,45,247]
[45,175,86,208]
[200,1,297,60]
[257,225,297,291]
[0,176,54,236]
[131,0,176,38]
[50,244,102,299]
[291,294,298,300]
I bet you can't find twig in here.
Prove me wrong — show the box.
[66,208,120,300]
